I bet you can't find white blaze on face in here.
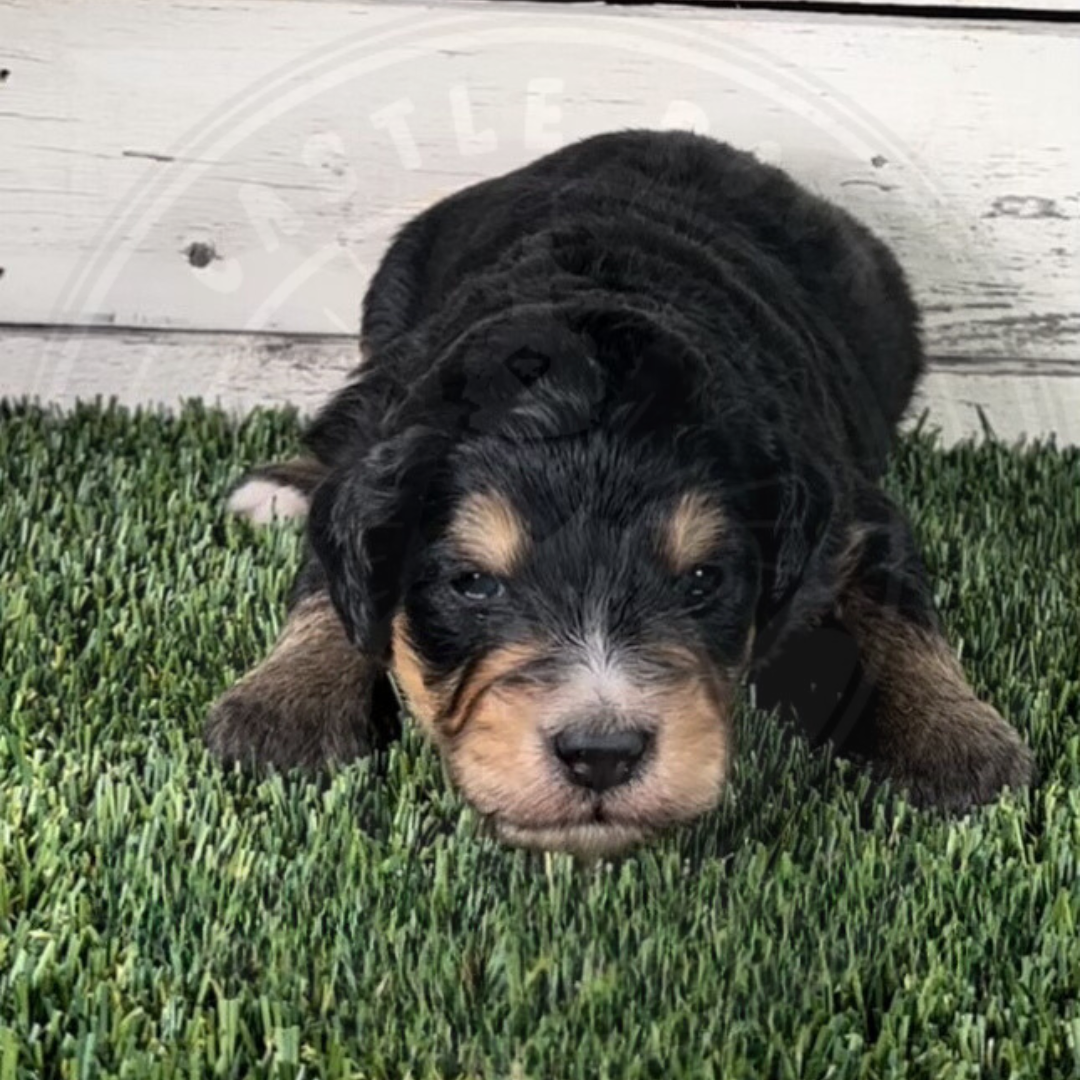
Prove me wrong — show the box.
[561,626,637,718]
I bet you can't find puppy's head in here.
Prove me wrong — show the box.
[308,318,833,855]
[312,431,767,855]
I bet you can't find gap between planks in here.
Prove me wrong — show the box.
[1,325,1077,447]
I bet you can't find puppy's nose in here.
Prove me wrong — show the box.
[553,727,652,793]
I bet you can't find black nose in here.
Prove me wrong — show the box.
[552,727,652,793]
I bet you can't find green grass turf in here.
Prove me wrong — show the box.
[1,399,1079,1080]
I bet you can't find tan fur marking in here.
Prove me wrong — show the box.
[246,594,364,692]
[635,666,733,824]
[442,644,543,737]
[390,614,445,736]
[664,492,725,573]
[837,526,993,753]
[391,618,544,743]
[266,456,327,493]
[205,592,373,767]
[839,548,1032,806]
[844,592,994,751]
[446,673,574,830]
[448,491,527,576]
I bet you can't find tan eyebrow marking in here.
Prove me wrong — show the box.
[663,492,725,573]
[448,491,528,576]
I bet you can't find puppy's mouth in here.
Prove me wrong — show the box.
[488,798,659,856]
[494,817,655,857]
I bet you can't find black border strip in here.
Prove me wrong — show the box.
[492,0,1080,26]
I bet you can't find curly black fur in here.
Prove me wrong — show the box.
[307,131,920,651]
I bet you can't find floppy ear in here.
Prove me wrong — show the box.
[307,425,449,655]
[723,426,837,633]
[768,456,837,607]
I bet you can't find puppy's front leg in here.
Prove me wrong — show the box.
[839,493,1034,811]
[205,586,391,771]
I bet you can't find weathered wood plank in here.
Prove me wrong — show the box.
[1,0,1078,364]
[3,326,1077,446]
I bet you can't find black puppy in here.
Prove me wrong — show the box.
[208,130,1033,855]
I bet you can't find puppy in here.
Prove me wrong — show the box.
[207,130,1033,855]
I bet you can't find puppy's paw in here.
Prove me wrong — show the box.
[881,699,1034,813]
[205,682,368,772]
[225,458,326,525]
[226,479,310,525]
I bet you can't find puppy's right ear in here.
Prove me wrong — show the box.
[307,425,449,656]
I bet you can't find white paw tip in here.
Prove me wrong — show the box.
[226,478,310,524]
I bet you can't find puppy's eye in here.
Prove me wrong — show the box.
[452,571,505,602]
[684,564,725,603]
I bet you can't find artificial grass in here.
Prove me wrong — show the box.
[1,398,1078,1080]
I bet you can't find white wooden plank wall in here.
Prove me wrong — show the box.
[1,0,1078,443]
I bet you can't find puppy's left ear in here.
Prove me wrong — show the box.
[770,457,837,606]
[307,425,449,655]
[737,444,838,644]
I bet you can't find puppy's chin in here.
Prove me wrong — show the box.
[494,819,655,857]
